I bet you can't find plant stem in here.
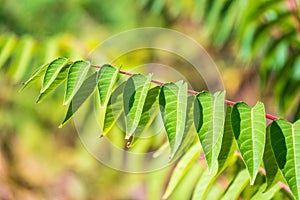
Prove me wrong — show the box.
[92,64,279,121]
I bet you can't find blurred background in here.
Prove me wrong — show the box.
[0,0,299,199]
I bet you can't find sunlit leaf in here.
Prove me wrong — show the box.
[64,60,90,105]
[97,64,119,106]
[217,105,236,173]
[231,102,266,184]
[36,64,70,103]
[269,119,300,199]
[221,169,249,200]
[250,183,281,200]
[0,34,16,69]
[263,124,282,191]
[20,63,49,92]
[176,95,197,154]
[124,73,152,139]
[194,91,225,171]
[9,36,35,82]
[41,57,69,92]
[102,82,125,135]
[129,86,160,147]
[159,80,188,158]
[60,72,97,127]
[162,143,201,199]
[192,166,218,200]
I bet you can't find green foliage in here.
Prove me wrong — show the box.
[269,119,300,199]
[162,143,201,199]
[231,102,266,184]
[97,64,119,107]
[159,80,188,158]
[1,1,299,199]
[124,74,153,139]
[41,57,70,92]
[61,72,98,126]
[64,60,90,105]
[103,82,125,135]
[37,61,70,104]
[140,0,300,119]
[194,91,225,171]
[130,85,161,147]
[221,169,250,200]
[192,165,218,200]
[217,105,236,174]
[21,57,300,199]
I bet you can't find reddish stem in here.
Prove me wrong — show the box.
[92,64,279,121]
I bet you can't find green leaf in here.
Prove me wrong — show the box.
[97,64,119,106]
[192,166,218,200]
[263,124,282,191]
[123,73,153,139]
[41,57,69,92]
[129,86,161,147]
[177,95,197,154]
[0,34,16,69]
[41,38,58,63]
[162,143,201,199]
[269,119,300,199]
[194,91,225,171]
[36,64,70,103]
[217,105,236,173]
[250,183,281,200]
[60,72,97,127]
[159,80,188,158]
[231,102,266,185]
[20,63,49,92]
[64,60,90,105]
[9,36,35,82]
[102,82,125,135]
[221,169,250,200]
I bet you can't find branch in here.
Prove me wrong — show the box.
[92,64,279,121]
